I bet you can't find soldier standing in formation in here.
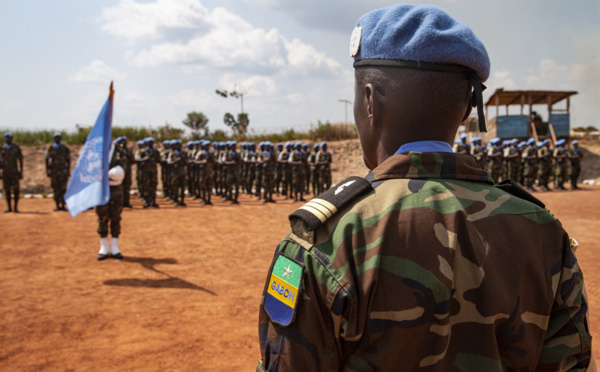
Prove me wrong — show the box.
[521,138,538,191]
[1,132,23,213]
[553,138,568,190]
[138,137,160,208]
[168,140,188,206]
[537,139,552,191]
[568,140,582,190]
[118,137,135,208]
[45,133,70,211]
[315,141,332,194]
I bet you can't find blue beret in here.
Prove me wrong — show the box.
[527,138,535,145]
[302,143,308,148]
[53,132,61,138]
[518,142,526,148]
[277,142,283,146]
[537,141,544,147]
[4,132,12,137]
[454,139,462,144]
[489,137,500,144]
[285,141,291,147]
[162,140,168,145]
[460,134,467,140]
[572,140,579,145]
[137,140,144,145]
[313,144,320,149]
[542,139,549,145]
[555,139,566,146]
[352,4,490,82]
[321,141,327,147]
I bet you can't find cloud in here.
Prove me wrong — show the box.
[68,60,126,84]
[102,0,341,78]
[100,0,210,43]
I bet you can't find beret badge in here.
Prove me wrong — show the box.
[349,26,362,57]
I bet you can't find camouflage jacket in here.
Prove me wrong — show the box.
[0,143,23,175]
[46,143,70,176]
[258,152,592,371]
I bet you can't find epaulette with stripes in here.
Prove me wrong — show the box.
[289,176,373,232]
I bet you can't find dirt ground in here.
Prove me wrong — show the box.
[1,186,600,370]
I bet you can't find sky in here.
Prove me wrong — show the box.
[1,0,599,135]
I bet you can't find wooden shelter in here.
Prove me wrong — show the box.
[481,89,577,143]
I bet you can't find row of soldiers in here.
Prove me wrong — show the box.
[453,134,583,192]
[132,137,333,207]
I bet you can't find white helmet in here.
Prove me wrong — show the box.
[108,165,125,186]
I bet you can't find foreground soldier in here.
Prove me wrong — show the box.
[257,4,592,371]
[1,132,23,213]
[45,133,70,211]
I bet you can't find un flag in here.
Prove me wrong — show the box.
[65,95,112,217]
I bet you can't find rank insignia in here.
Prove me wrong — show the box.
[264,253,304,327]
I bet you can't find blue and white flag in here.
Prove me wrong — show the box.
[65,85,113,217]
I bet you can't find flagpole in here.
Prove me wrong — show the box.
[109,81,114,129]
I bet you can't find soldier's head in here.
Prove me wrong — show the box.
[285,141,292,151]
[230,141,237,151]
[277,142,283,151]
[53,132,62,144]
[555,139,566,148]
[4,132,13,145]
[145,137,154,148]
[137,140,144,149]
[302,143,309,151]
[321,141,327,152]
[352,5,489,169]
[572,140,579,149]
[313,144,320,152]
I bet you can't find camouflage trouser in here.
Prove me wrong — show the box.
[172,168,187,201]
[554,162,567,187]
[255,167,263,195]
[263,166,274,195]
[522,161,537,188]
[538,162,552,187]
[570,164,580,186]
[2,174,20,199]
[275,165,283,194]
[292,166,305,194]
[247,164,255,195]
[143,168,158,200]
[320,166,331,190]
[96,187,123,237]
[123,170,132,205]
[50,175,68,203]
[203,165,214,195]
[310,167,319,194]
[487,161,502,183]
[507,160,520,182]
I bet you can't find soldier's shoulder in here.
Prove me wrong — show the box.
[289,176,373,239]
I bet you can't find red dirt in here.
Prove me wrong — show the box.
[1,186,600,371]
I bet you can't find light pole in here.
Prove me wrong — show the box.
[216,83,247,114]
[338,99,352,124]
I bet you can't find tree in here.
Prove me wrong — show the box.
[223,112,250,137]
[182,111,209,139]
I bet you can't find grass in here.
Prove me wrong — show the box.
[2,121,357,146]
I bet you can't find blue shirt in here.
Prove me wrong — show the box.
[394,140,453,155]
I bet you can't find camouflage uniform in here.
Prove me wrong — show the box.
[46,143,70,206]
[141,147,160,206]
[553,146,568,189]
[568,145,582,189]
[486,144,503,182]
[537,145,553,191]
[258,152,592,371]
[521,145,538,191]
[170,149,188,205]
[260,149,276,201]
[289,148,305,199]
[278,149,291,198]
[202,147,215,204]
[316,149,332,194]
[0,143,23,209]
[96,146,126,237]
[122,145,134,207]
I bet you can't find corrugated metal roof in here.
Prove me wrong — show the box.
[484,89,577,107]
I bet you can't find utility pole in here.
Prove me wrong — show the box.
[338,99,352,124]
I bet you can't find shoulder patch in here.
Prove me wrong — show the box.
[494,179,546,210]
[289,176,372,231]
[263,253,304,327]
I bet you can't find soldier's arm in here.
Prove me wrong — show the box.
[258,240,345,372]
[18,147,23,178]
[45,148,51,176]
[536,237,593,371]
